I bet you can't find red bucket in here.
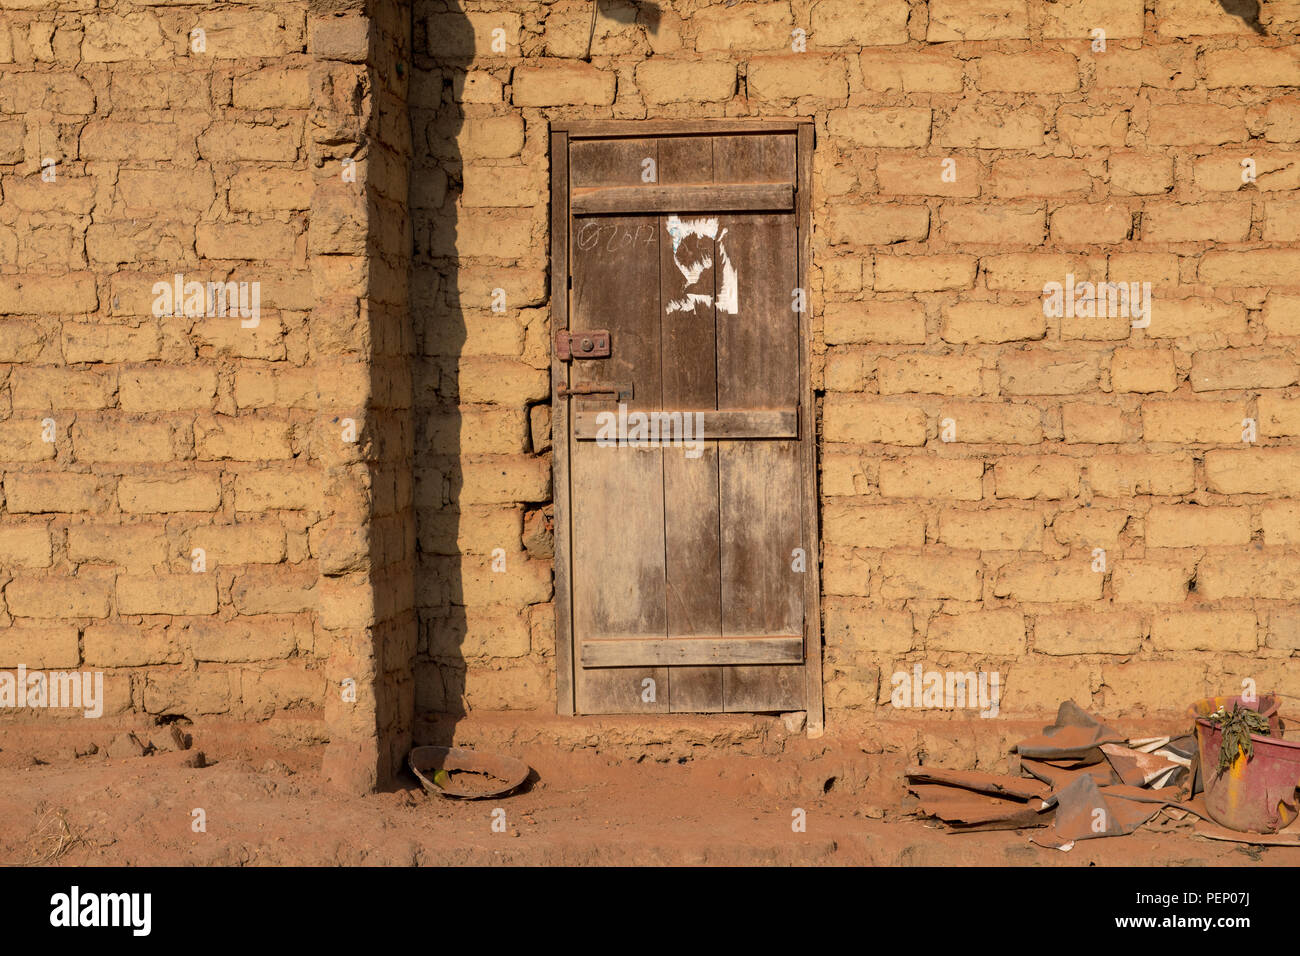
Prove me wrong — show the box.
[1189,693,1300,833]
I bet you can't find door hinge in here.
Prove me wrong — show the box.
[556,329,611,361]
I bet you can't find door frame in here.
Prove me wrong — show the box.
[548,117,823,735]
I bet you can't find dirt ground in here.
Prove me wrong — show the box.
[1,712,1296,867]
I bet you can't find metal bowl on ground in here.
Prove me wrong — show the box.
[408,745,530,800]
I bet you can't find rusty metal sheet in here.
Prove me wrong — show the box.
[904,702,1238,846]
[1033,775,1162,847]
[1038,755,1105,768]
[906,766,1050,802]
[909,784,1053,830]
[1016,700,1126,761]
[1194,816,1300,846]
[1101,743,1186,788]
[1102,784,1202,815]
[1021,758,1118,790]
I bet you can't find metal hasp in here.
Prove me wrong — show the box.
[556,329,611,360]
[557,382,633,401]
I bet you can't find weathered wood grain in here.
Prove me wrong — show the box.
[658,134,722,713]
[550,128,575,715]
[582,635,803,668]
[558,118,812,138]
[572,182,793,215]
[558,123,818,721]
[715,136,805,710]
[572,409,797,441]
[796,122,824,735]
[569,136,668,715]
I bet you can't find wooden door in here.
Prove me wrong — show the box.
[550,120,822,732]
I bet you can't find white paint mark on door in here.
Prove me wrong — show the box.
[665,215,717,252]
[664,215,739,316]
[666,293,714,314]
[716,228,738,316]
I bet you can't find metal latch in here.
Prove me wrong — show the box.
[556,330,611,361]
[557,382,634,401]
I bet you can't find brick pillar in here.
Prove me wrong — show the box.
[310,0,415,794]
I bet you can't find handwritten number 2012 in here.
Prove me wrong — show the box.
[577,221,657,253]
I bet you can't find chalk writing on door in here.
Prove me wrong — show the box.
[576,220,656,252]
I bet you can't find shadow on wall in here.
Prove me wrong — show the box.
[409,1,471,752]
[412,1,565,751]
[399,1,673,758]
[1216,0,1267,33]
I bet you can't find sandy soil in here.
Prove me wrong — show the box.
[0,714,1294,867]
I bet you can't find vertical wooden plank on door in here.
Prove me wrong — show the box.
[796,122,824,736]
[569,137,669,714]
[551,128,574,715]
[711,133,796,185]
[658,136,723,712]
[714,133,805,713]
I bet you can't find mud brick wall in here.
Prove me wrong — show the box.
[418,0,1300,728]
[4,0,1300,791]
[312,0,417,791]
[0,0,415,792]
[0,0,321,722]
[412,1,556,724]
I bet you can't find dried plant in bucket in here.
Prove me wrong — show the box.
[1206,702,1271,775]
